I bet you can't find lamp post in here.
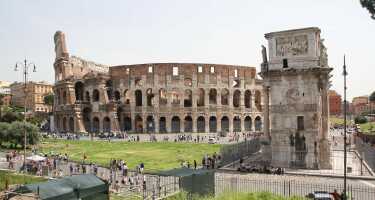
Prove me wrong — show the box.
[343,55,348,200]
[14,59,36,177]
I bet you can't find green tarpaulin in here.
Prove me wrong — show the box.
[156,168,215,195]
[15,174,109,200]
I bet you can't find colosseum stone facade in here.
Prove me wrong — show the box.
[53,31,264,134]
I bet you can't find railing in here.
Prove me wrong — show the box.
[215,173,375,200]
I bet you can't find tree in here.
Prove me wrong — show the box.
[370,91,375,102]
[360,0,375,19]
[8,121,39,148]
[0,122,10,146]
[44,93,54,106]
[355,115,368,124]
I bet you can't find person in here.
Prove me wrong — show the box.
[330,189,341,200]
[140,163,144,174]
[69,163,74,175]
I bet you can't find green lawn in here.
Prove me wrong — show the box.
[0,170,45,191]
[360,122,375,134]
[330,116,354,126]
[39,139,221,172]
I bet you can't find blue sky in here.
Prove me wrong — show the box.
[0,0,374,100]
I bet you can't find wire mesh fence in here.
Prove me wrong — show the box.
[219,138,261,167]
[355,135,375,174]
[116,175,180,200]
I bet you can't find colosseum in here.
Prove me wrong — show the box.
[53,31,264,134]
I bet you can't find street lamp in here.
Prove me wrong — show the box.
[342,55,348,200]
[14,59,36,178]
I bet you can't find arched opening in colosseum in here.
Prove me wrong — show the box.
[159,117,167,133]
[75,81,84,102]
[146,89,154,107]
[184,78,192,87]
[197,116,205,132]
[106,80,113,101]
[255,90,261,111]
[221,116,229,132]
[159,89,167,106]
[184,89,192,107]
[123,116,132,131]
[103,117,111,133]
[233,90,241,107]
[244,116,252,131]
[135,90,142,106]
[197,89,205,107]
[62,91,67,104]
[124,90,130,104]
[233,116,241,132]
[114,90,121,101]
[69,117,74,133]
[245,90,252,108]
[135,115,143,133]
[146,116,155,133]
[171,90,180,105]
[93,117,100,133]
[209,116,217,133]
[184,116,193,132]
[117,107,123,130]
[83,107,92,132]
[255,116,262,131]
[209,89,217,105]
[171,116,180,133]
[62,117,67,132]
[93,89,100,102]
[85,91,90,102]
[221,89,229,105]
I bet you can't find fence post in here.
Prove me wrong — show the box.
[288,180,291,197]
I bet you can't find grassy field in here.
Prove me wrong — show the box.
[39,139,221,172]
[166,192,305,200]
[0,170,45,191]
[360,122,375,133]
[330,116,354,126]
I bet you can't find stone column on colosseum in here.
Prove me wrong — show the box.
[75,112,85,133]
[228,90,233,109]
[98,81,107,104]
[166,115,171,133]
[111,110,120,133]
[155,115,159,133]
[67,85,75,104]
[180,114,184,133]
[217,115,222,132]
[205,115,209,133]
[204,88,209,107]
[240,116,245,132]
[229,114,233,133]
[142,114,148,133]
[192,115,197,133]
[251,90,256,112]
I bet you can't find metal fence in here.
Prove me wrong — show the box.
[117,175,180,200]
[355,136,375,175]
[215,173,375,200]
[219,138,261,167]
